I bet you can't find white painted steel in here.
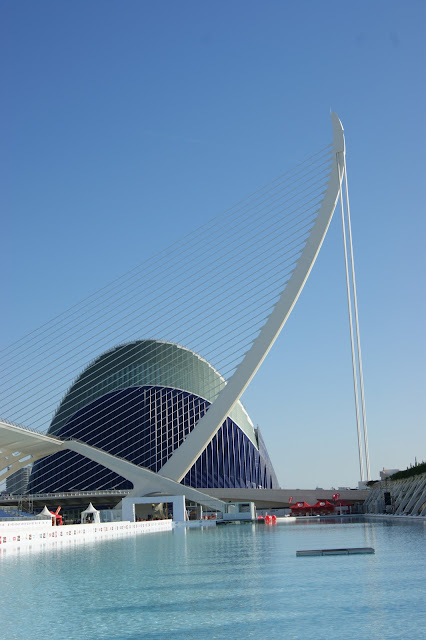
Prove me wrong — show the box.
[159,113,346,483]
[411,479,426,516]
[342,159,371,480]
[364,474,426,517]
[1,115,366,500]
[1,146,333,437]
[0,420,64,479]
[65,440,224,511]
[338,163,365,482]
[122,495,186,522]
[0,421,224,512]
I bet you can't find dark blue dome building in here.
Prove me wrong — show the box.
[29,340,279,493]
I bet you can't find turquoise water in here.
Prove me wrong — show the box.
[1,518,425,640]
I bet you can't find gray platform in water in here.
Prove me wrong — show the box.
[296,547,375,557]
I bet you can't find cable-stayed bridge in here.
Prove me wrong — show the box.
[0,114,370,503]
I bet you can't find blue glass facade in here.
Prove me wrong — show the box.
[29,340,279,493]
[29,386,278,492]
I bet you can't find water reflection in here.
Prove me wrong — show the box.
[2,519,425,640]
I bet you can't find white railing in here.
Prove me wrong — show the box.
[1,489,129,501]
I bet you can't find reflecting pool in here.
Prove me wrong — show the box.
[1,518,425,639]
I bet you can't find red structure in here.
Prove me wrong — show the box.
[49,506,63,526]
[290,501,313,516]
[290,500,337,516]
[311,500,335,515]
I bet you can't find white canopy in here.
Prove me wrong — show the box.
[81,503,100,523]
[37,505,53,519]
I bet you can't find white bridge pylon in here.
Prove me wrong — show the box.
[0,113,370,490]
[159,113,351,483]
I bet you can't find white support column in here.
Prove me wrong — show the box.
[122,495,186,522]
[122,498,135,522]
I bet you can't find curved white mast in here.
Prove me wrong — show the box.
[160,113,346,483]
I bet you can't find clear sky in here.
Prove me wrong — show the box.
[2,1,425,489]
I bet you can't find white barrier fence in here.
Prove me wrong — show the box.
[0,519,51,530]
[0,519,172,552]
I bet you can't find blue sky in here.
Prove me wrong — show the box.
[2,1,425,489]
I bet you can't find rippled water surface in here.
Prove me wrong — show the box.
[1,518,425,640]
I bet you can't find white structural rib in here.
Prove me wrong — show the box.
[66,440,224,510]
[159,113,346,483]
[0,421,224,511]
[0,420,65,479]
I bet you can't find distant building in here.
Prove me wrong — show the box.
[380,468,399,481]
[6,465,33,494]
